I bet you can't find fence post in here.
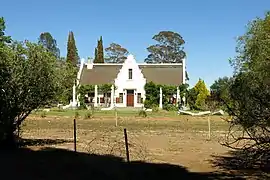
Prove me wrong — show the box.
[124,128,130,162]
[208,116,211,140]
[74,119,77,152]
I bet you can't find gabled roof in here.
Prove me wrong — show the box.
[79,63,183,86]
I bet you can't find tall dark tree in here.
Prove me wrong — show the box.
[94,47,98,63]
[0,17,11,47]
[38,32,60,58]
[66,31,79,67]
[94,36,104,63]
[105,43,129,63]
[145,31,186,63]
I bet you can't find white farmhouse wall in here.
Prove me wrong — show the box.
[114,55,146,107]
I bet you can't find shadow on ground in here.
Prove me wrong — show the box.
[18,138,73,147]
[0,146,245,180]
[211,150,270,180]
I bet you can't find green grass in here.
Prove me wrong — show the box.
[31,108,180,118]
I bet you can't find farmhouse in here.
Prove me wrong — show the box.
[76,54,186,109]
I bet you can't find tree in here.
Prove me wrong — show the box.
[105,43,129,63]
[94,48,98,62]
[0,17,11,47]
[187,79,209,110]
[0,41,61,148]
[94,36,104,63]
[224,12,270,169]
[209,76,233,110]
[66,31,79,67]
[145,31,186,63]
[38,32,60,58]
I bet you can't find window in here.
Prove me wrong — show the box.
[128,69,132,79]
[137,93,142,103]
[119,93,123,103]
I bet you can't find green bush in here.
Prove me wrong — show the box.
[138,110,147,117]
[84,111,93,119]
[152,104,159,112]
[163,104,178,111]
[74,111,80,119]
[40,111,46,118]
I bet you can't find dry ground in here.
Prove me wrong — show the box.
[1,109,266,179]
[22,109,231,173]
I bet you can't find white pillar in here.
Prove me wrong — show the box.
[182,58,186,84]
[134,89,137,107]
[176,87,180,106]
[72,84,77,107]
[159,87,163,109]
[94,85,98,107]
[110,85,114,108]
[182,58,186,106]
[123,89,127,107]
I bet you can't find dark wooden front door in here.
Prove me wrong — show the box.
[126,90,134,107]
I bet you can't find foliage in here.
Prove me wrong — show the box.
[145,31,186,63]
[38,32,60,58]
[94,36,104,63]
[209,76,233,111]
[144,82,160,108]
[194,79,209,110]
[84,111,94,119]
[0,17,11,47]
[186,88,197,110]
[94,47,98,62]
[105,43,129,63]
[77,85,95,109]
[66,31,79,67]
[40,112,47,118]
[74,111,80,119]
[0,41,60,147]
[56,58,77,104]
[178,83,189,104]
[225,11,270,168]
[144,82,178,110]
[163,104,178,111]
[138,110,147,117]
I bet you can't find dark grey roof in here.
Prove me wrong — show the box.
[79,64,183,86]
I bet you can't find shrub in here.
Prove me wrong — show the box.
[152,104,159,112]
[40,112,46,118]
[84,111,93,119]
[138,110,147,117]
[163,104,178,111]
[74,111,80,119]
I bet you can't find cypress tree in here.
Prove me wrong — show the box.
[94,47,98,63]
[97,36,104,63]
[66,31,79,67]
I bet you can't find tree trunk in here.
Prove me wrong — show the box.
[0,130,17,150]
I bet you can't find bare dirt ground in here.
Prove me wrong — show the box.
[10,112,266,179]
[22,115,230,173]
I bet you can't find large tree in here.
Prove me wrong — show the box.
[224,12,270,168]
[38,32,60,58]
[93,36,104,63]
[105,43,129,63]
[0,17,11,46]
[145,31,186,63]
[66,31,79,67]
[0,41,61,147]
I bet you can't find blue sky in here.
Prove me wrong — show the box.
[2,0,270,87]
